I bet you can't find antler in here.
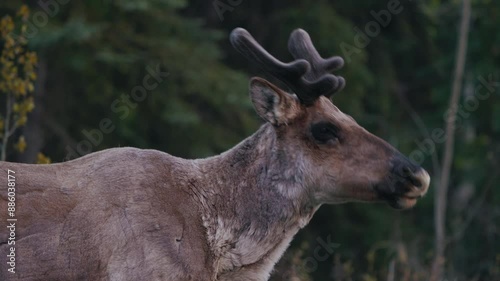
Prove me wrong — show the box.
[230,28,345,105]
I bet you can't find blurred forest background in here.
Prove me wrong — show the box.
[0,0,499,280]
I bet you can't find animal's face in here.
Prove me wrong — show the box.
[232,27,430,209]
[250,78,430,209]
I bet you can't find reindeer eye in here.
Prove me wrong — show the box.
[311,122,339,144]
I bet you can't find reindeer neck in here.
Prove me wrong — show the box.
[192,124,317,276]
[197,123,315,222]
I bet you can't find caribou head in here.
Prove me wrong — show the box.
[230,28,430,209]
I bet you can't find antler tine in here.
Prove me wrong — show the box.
[288,29,345,97]
[230,28,309,90]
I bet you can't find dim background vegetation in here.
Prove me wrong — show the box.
[0,0,499,280]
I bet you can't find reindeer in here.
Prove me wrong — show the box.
[0,28,430,281]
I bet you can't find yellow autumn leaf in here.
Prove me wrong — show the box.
[0,16,14,35]
[26,52,38,64]
[14,135,26,153]
[27,82,34,92]
[36,153,51,164]
[17,5,30,20]
[13,46,22,55]
[16,115,27,126]
[25,97,35,112]
[17,83,27,96]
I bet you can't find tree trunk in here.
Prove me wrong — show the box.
[430,0,471,280]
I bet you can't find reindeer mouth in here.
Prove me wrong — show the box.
[373,175,429,210]
[374,174,430,208]
[392,194,421,209]
[374,189,425,210]
[401,194,423,200]
[375,179,429,210]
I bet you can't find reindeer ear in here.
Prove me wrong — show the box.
[249,77,301,126]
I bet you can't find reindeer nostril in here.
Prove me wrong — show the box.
[409,174,423,188]
[402,167,412,176]
[402,166,422,188]
[411,177,422,188]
